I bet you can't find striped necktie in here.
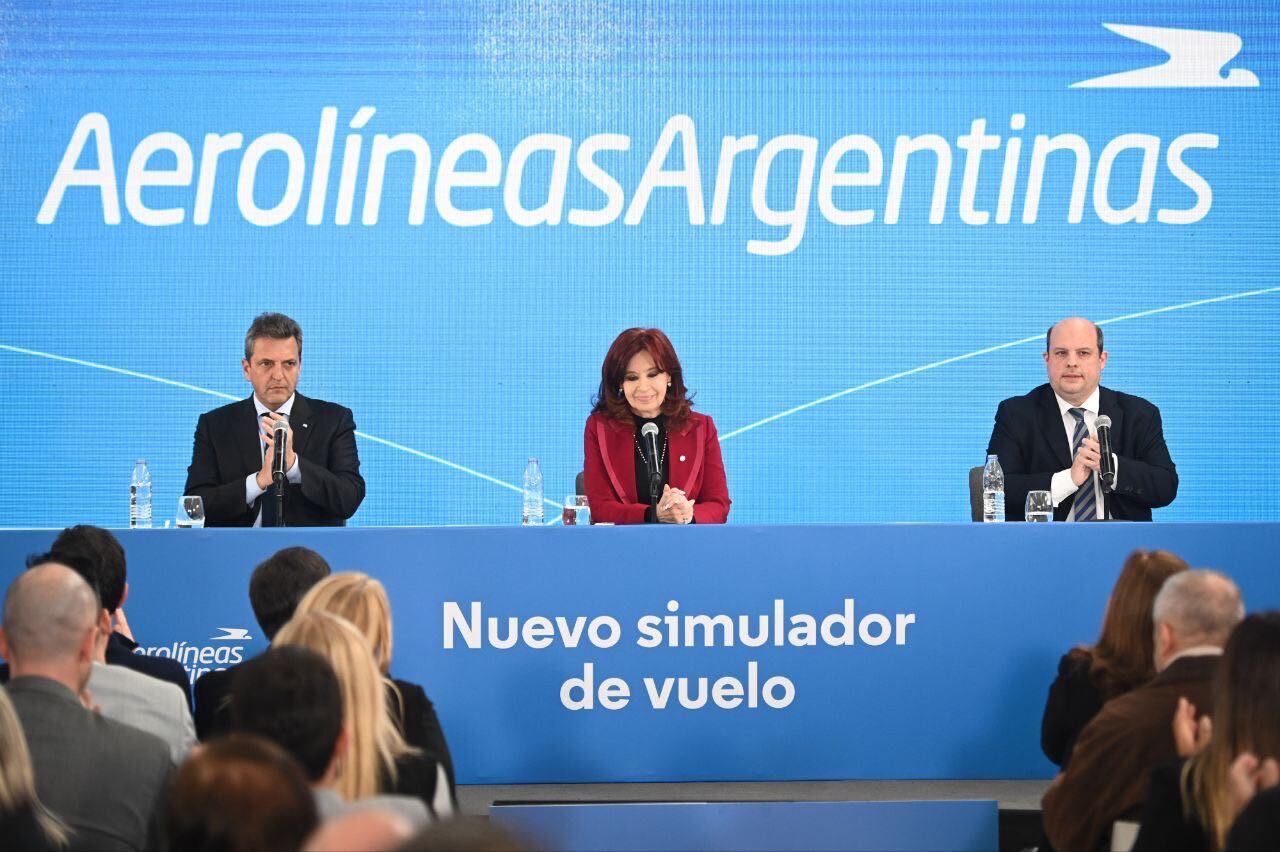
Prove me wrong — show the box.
[1068,408,1097,522]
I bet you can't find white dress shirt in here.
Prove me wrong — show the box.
[245,394,302,527]
[1048,388,1118,521]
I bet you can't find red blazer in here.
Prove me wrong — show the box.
[583,411,731,525]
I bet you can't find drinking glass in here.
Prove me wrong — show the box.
[562,495,591,526]
[1025,490,1053,522]
[177,495,205,528]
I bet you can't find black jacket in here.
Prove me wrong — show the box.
[987,384,1177,521]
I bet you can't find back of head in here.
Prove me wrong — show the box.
[1152,569,1244,652]
[274,611,410,800]
[249,547,331,640]
[1090,549,1189,695]
[1189,611,1280,850]
[3,562,99,669]
[49,525,126,613]
[165,734,317,852]
[294,572,394,673]
[228,646,343,783]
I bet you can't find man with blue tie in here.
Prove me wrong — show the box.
[987,317,1178,521]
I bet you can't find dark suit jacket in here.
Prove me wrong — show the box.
[389,678,458,814]
[1132,759,1209,852]
[987,383,1177,521]
[584,411,731,525]
[1228,785,1280,851]
[1042,654,1218,852]
[7,675,172,852]
[184,393,365,527]
[193,662,237,741]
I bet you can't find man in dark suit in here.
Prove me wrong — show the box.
[987,317,1177,521]
[184,313,365,527]
[193,546,330,740]
[1,562,172,851]
[1041,570,1242,851]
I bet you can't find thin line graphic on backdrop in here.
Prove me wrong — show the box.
[0,342,564,519]
[6,284,1277,516]
[718,286,1280,442]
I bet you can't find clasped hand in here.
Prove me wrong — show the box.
[655,484,694,524]
[1071,436,1102,487]
[255,413,297,491]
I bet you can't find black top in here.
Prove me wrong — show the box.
[1132,759,1209,852]
[0,805,62,852]
[387,678,458,815]
[1041,650,1107,767]
[1228,784,1280,851]
[633,415,669,521]
[193,663,238,741]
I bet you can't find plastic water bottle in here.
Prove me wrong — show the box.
[982,454,1005,523]
[522,457,544,525]
[130,459,153,529]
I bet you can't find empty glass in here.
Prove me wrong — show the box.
[176,495,205,528]
[1025,490,1053,523]
[562,495,591,526]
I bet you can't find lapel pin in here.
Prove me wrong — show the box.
[679,455,686,462]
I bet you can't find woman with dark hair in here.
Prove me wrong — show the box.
[1132,611,1280,852]
[584,328,730,525]
[1041,548,1188,767]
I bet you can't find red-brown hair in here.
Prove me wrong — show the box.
[1071,548,1189,698]
[592,328,693,430]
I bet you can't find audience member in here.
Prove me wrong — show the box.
[229,644,429,828]
[23,550,196,763]
[193,545,330,739]
[49,525,193,709]
[273,612,436,812]
[0,685,68,851]
[1133,612,1280,852]
[398,817,530,852]
[304,810,414,851]
[295,572,457,814]
[1042,569,1243,851]
[1042,549,1188,767]
[164,734,318,852]
[1227,784,1280,851]
[0,563,172,851]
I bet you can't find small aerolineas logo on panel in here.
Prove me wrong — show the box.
[1073,23,1259,88]
[211,627,252,641]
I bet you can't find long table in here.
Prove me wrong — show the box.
[2,524,1276,784]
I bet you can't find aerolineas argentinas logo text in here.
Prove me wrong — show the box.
[38,109,1218,256]
[135,627,252,684]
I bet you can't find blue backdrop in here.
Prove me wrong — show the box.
[1,2,1277,527]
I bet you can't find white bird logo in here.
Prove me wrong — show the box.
[1073,24,1259,88]
[211,627,253,641]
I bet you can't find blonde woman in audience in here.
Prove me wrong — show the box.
[274,612,421,805]
[0,686,67,850]
[1133,611,1280,852]
[294,573,457,813]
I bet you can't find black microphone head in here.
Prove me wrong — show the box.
[1095,415,1112,430]
[640,421,659,439]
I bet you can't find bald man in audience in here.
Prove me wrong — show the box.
[0,563,172,852]
[1042,569,1243,851]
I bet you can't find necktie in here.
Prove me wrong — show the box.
[1069,408,1097,522]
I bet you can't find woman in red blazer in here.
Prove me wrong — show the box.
[584,328,730,524]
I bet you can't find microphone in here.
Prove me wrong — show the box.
[640,421,662,504]
[271,416,289,484]
[1096,414,1115,492]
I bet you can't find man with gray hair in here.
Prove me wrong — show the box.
[1042,569,1243,851]
[184,312,365,526]
[0,563,172,851]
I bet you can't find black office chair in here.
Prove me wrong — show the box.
[968,466,984,521]
[575,471,585,496]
